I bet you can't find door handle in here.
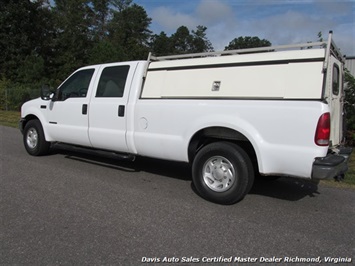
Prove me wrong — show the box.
[82,104,88,115]
[118,105,125,117]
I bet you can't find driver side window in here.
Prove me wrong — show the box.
[57,69,95,101]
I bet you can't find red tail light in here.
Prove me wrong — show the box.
[315,112,330,146]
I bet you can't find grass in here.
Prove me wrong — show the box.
[0,110,354,188]
[0,110,20,128]
[348,153,355,185]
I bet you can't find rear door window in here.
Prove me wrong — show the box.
[96,66,130,98]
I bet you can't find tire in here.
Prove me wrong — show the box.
[192,142,254,205]
[23,119,50,156]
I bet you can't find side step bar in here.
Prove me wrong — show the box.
[52,143,136,161]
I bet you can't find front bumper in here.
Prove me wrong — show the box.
[312,147,353,179]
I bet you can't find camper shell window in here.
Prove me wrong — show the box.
[332,64,340,95]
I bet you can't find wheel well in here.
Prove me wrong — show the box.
[188,127,258,172]
[21,115,39,131]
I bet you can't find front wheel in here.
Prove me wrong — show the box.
[192,142,254,204]
[23,119,50,156]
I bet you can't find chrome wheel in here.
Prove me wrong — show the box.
[202,156,235,192]
[23,120,50,156]
[26,127,38,149]
[192,142,254,204]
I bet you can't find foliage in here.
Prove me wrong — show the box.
[171,26,193,54]
[0,0,53,81]
[191,25,214,53]
[0,76,10,110]
[224,36,271,50]
[90,0,111,41]
[52,0,94,80]
[150,25,214,56]
[1,0,273,110]
[150,32,174,56]
[344,70,355,146]
[89,40,126,65]
[345,70,355,130]
[0,79,40,111]
[108,3,152,60]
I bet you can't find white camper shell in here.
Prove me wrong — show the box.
[143,32,345,147]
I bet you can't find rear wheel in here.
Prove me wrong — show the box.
[23,119,50,156]
[192,142,254,204]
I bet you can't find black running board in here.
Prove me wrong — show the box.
[52,142,136,161]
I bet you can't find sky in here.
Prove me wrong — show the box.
[134,0,355,56]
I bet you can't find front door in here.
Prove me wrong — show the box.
[47,67,97,146]
[88,62,138,152]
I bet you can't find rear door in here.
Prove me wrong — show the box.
[88,62,138,152]
[327,56,344,146]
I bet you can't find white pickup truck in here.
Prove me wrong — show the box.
[20,32,352,204]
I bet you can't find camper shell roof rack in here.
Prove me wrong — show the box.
[149,31,344,64]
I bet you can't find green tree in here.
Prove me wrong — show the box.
[0,0,53,81]
[345,70,355,131]
[0,75,10,110]
[224,36,271,50]
[90,0,110,41]
[150,32,174,56]
[344,70,355,145]
[52,0,94,80]
[108,3,152,60]
[191,25,213,53]
[170,26,192,54]
[0,0,56,110]
[150,25,214,56]
[89,40,126,64]
[17,52,45,85]
[111,0,133,12]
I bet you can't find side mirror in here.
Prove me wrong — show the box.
[40,84,55,101]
